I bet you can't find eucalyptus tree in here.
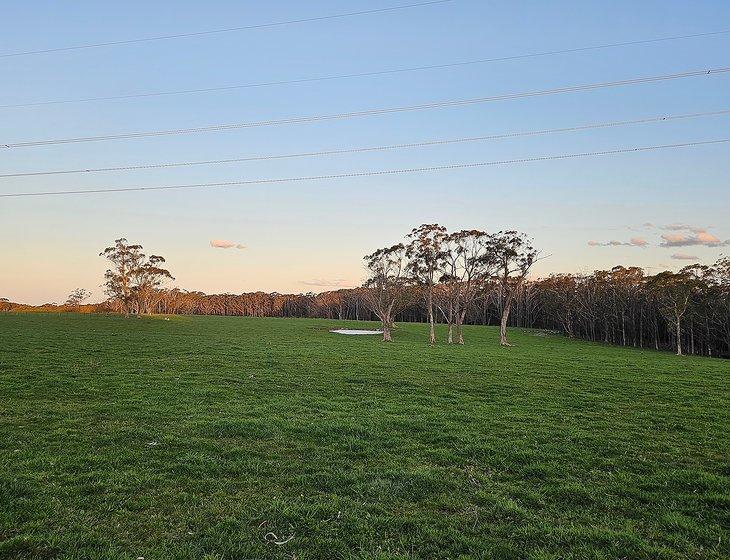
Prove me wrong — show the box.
[451,230,496,344]
[100,238,173,316]
[537,274,578,337]
[436,230,495,344]
[435,234,463,344]
[65,288,91,309]
[607,266,645,346]
[646,269,698,356]
[100,238,145,316]
[708,257,730,354]
[363,244,409,342]
[490,231,539,346]
[132,255,175,314]
[406,224,447,345]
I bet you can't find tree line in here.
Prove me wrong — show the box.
[2,234,728,357]
[362,226,729,357]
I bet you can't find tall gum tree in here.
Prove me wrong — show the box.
[363,244,409,342]
[490,231,538,346]
[539,274,578,338]
[133,255,175,314]
[406,224,447,345]
[100,238,145,316]
[100,238,173,316]
[443,230,495,344]
[647,268,700,356]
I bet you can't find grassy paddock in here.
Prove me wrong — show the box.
[0,313,728,559]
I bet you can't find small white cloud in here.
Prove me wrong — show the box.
[671,253,699,261]
[210,239,246,250]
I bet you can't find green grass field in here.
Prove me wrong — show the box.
[1,313,728,560]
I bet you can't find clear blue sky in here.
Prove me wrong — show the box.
[1,0,729,304]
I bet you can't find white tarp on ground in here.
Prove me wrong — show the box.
[330,329,383,335]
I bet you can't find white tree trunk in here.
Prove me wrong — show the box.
[676,316,682,356]
[500,294,512,346]
[427,288,436,345]
[457,309,466,344]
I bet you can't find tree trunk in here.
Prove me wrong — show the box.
[500,294,513,346]
[707,319,711,357]
[639,310,643,348]
[675,316,682,356]
[457,310,467,345]
[427,287,436,345]
[382,316,393,342]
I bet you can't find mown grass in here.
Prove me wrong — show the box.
[0,313,728,560]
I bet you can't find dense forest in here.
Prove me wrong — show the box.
[2,234,728,358]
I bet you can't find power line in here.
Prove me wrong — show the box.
[0,1,453,59]
[3,29,729,109]
[2,109,728,179]
[3,67,728,149]
[3,138,727,198]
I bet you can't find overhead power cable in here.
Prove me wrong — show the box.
[2,109,728,179]
[2,29,729,109]
[0,0,453,59]
[3,67,728,149]
[2,138,727,198]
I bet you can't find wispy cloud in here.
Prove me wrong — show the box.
[632,223,729,248]
[587,237,647,247]
[671,253,699,261]
[662,223,707,233]
[210,239,246,249]
[641,222,708,233]
[300,278,355,288]
[659,231,728,247]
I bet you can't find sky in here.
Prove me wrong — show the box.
[1,0,729,305]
